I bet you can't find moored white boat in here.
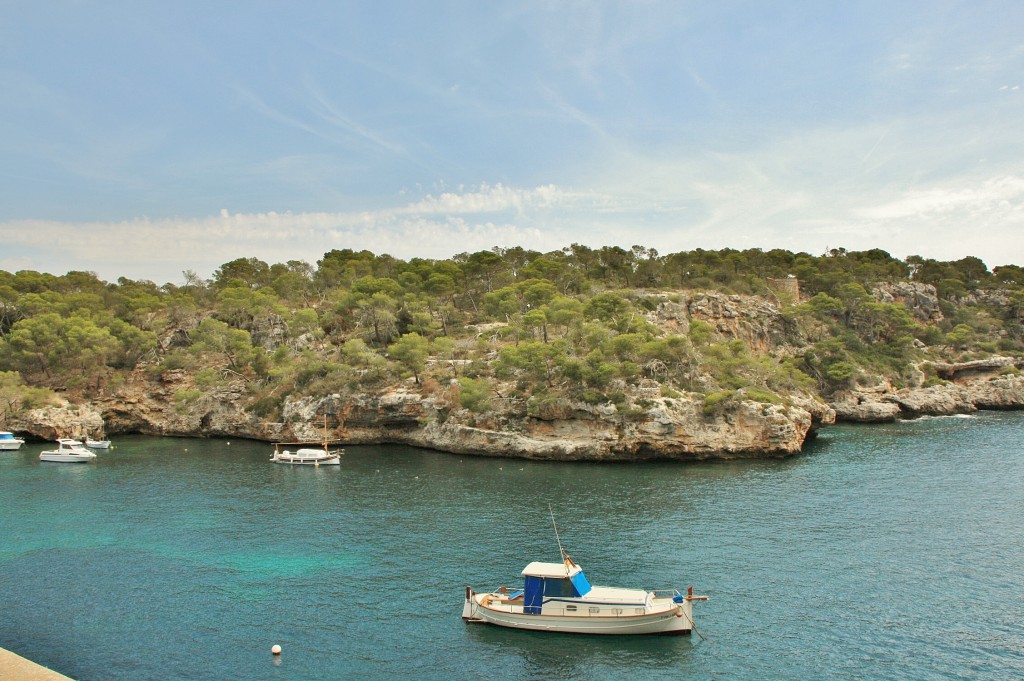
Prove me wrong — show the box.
[40,438,97,463]
[270,442,342,465]
[462,555,706,635]
[0,431,25,450]
[85,438,111,449]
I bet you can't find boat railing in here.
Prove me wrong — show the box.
[651,589,682,599]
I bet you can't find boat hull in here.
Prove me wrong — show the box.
[40,452,96,463]
[270,454,341,465]
[271,458,341,466]
[463,593,695,635]
[0,433,24,450]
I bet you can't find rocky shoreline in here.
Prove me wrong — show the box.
[8,360,1022,461]
[832,362,1024,423]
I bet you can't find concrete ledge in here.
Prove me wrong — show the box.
[0,647,74,681]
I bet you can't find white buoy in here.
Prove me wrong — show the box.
[271,644,282,655]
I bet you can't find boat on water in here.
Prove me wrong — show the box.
[40,438,97,463]
[270,440,342,466]
[85,438,111,449]
[462,511,708,635]
[0,431,25,450]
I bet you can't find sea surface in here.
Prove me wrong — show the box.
[1,412,1022,680]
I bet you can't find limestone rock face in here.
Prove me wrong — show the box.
[7,403,106,441]
[872,282,943,322]
[831,393,902,422]
[829,359,1024,421]
[682,293,793,353]
[962,373,1024,409]
[888,385,977,416]
[94,367,265,440]
[309,390,815,462]
[14,370,817,460]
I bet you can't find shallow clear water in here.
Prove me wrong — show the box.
[1,412,1022,680]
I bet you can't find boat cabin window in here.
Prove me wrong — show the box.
[566,605,577,612]
[543,578,576,598]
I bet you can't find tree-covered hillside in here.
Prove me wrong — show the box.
[1,245,1022,424]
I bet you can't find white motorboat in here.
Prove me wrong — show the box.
[40,438,97,463]
[270,441,342,466]
[0,431,25,450]
[462,510,707,635]
[85,438,111,449]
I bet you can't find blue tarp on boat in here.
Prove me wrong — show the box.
[570,568,592,596]
[524,576,544,614]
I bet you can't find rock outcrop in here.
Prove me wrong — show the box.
[872,282,943,322]
[829,357,1024,422]
[8,403,106,441]
[10,367,821,461]
[407,395,815,461]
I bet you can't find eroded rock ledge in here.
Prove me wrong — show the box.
[831,359,1024,422]
[9,370,828,461]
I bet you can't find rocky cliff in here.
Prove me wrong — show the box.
[7,285,1023,460]
[10,370,821,462]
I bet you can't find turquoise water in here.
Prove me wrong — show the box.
[1,413,1022,680]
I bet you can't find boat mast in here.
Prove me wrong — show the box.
[549,504,570,568]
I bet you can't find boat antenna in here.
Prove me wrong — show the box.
[549,504,568,564]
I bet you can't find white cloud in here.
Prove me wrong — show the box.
[858,176,1024,221]
[0,185,611,283]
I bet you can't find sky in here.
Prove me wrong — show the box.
[2,1,1023,286]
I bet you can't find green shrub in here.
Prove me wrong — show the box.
[173,389,203,413]
[247,395,281,418]
[459,377,491,413]
[742,388,781,404]
[702,389,736,416]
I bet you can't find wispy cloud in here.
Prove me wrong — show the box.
[0,185,609,283]
[4,160,1024,286]
[301,77,407,156]
[231,81,405,157]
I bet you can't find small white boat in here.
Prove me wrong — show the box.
[85,438,111,449]
[40,438,97,463]
[270,441,342,466]
[0,431,25,450]
[462,552,706,635]
[463,509,707,636]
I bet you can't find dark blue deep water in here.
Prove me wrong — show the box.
[2,412,1022,680]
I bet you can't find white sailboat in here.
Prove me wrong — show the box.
[271,418,343,466]
[270,442,342,466]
